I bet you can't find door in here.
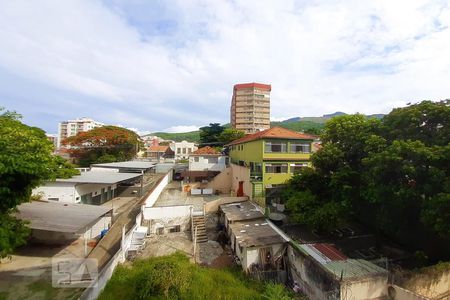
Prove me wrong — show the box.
[237,181,244,197]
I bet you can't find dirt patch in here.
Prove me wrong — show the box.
[198,241,223,265]
[209,246,235,269]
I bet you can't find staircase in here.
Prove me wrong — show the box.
[192,215,208,244]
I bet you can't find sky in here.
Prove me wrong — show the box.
[0,0,449,134]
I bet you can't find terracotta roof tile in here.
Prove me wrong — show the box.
[148,145,169,152]
[192,146,219,155]
[227,127,315,146]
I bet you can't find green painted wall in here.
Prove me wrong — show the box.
[229,140,263,163]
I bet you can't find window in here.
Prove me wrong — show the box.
[265,141,287,153]
[188,148,192,154]
[265,163,288,173]
[290,163,307,174]
[290,143,311,153]
[250,162,262,174]
[177,148,181,154]
[208,157,218,164]
[48,197,59,201]
[194,157,199,162]
[182,148,187,154]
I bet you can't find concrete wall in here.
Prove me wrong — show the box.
[230,163,252,198]
[387,285,429,300]
[189,156,227,171]
[242,243,284,270]
[143,205,192,234]
[33,182,77,203]
[205,167,232,194]
[340,276,388,300]
[400,269,450,299]
[143,171,171,207]
[84,216,111,239]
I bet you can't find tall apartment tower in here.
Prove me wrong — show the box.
[230,82,271,134]
[57,117,103,148]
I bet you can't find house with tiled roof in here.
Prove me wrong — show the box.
[147,145,174,160]
[189,146,227,172]
[226,127,315,207]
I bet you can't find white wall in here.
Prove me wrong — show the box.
[143,171,171,207]
[143,205,192,219]
[76,183,117,200]
[33,182,77,203]
[171,141,198,159]
[341,277,388,300]
[189,155,227,171]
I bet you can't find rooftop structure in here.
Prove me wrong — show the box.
[230,82,271,134]
[227,127,315,146]
[219,201,264,223]
[229,220,286,247]
[90,161,155,173]
[55,171,141,184]
[17,201,112,233]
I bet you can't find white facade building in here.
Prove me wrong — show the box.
[33,172,141,205]
[57,117,104,148]
[170,141,197,160]
[189,154,227,171]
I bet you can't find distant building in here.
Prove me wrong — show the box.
[46,133,58,149]
[147,145,175,161]
[170,140,198,160]
[227,127,314,207]
[230,82,271,134]
[188,146,227,171]
[57,117,103,148]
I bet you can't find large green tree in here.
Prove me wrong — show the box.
[63,125,141,167]
[218,128,245,144]
[199,123,225,145]
[284,100,450,260]
[0,108,78,257]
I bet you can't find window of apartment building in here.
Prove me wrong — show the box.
[250,162,262,174]
[265,163,288,173]
[265,141,287,153]
[208,157,218,164]
[290,143,311,153]
[290,163,307,174]
[182,148,187,154]
[177,148,181,154]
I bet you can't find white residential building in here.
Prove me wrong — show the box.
[188,146,227,171]
[57,117,104,148]
[170,140,197,160]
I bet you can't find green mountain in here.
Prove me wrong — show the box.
[148,112,385,142]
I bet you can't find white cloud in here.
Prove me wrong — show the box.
[163,125,200,133]
[0,0,449,131]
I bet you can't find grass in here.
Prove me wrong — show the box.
[99,252,295,300]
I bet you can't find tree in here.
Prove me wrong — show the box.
[218,128,245,144]
[0,108,78,257]
[199,123,224,145]
[284,101,450,260]
[63,126,141,167]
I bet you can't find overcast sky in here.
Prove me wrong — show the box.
[1,0,449,134]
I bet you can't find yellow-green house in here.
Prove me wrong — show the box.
[227,127,314,207]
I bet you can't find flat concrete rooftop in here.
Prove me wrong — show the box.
[229,220,285,248]
[17,201,112,233]
[220,201,264,222]
[56,171,141,184]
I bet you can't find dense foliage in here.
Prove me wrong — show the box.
[285,100,450,261]
[199,123,225,145]
[0,108,79,257]
[218,128,245,144]
[63,126,141,167]
[99,252,294,300]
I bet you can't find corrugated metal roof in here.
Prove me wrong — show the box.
[323,259,388,280]
[91,161,155,170]
[17,201,112,233]
[56,172,141,184]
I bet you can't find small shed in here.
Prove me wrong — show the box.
[16,201,112,245]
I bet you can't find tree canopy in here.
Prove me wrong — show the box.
[199,123,225,145]
[63,125,141,167]
[0,108,78,257]
[284,100,450,261]
[218,128,245,144]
